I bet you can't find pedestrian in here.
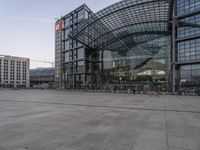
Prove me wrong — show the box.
[177,89,182,95]
[132,87,136,95]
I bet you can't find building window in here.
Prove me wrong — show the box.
[180,64,200,83]
[74,61,84,73]
[86,62,92,73]
[85,10,89,19]
[65,29,70,39]
[65,52,69,62]
[74,49,77,60]
[69,63,73,73]
[77,61,84,72]
[69,40,73,49]
[177,38,200,62]
[65,17,70,27]
[177,14,200,38]
[177,0,200,16]
[69,50,73,61]
[85,75,91,84]
[77,9,85,21]
[85,51,91,60]
[74,41,78,47]
[65,40,70,50]
[77,48,84,60]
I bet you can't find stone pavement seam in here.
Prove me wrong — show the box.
[164,98,169,150]
[164,111,169,150]
[170,99,200,150]
[1,99,200,114]
[130,111,153,150]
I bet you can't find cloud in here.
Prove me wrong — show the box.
[0,16,54,23]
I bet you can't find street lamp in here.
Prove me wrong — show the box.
[119,77,122,91]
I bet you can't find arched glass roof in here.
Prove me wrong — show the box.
[69,0,173,51]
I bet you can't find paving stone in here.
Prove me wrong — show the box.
[0,89,199,150]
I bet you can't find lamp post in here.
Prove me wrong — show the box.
[119,77,122,92]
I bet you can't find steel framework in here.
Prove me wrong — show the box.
[68,0,174,91]
[69,0,172,53]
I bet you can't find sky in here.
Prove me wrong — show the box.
[0,0,120,69]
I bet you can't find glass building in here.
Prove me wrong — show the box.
[55,5,92,89]
[55,0,200,93]
[174,0,200,93]
[30,68,55,88]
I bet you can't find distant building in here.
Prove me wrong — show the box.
[0,55,30,88]
[30,68,55,89]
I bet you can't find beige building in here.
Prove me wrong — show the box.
[0,55,30,88]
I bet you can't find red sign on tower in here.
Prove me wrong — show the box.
[56,23,60,31]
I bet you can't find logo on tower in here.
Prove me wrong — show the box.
[56,23,60,31]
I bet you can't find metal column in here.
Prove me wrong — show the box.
[172,0,177,93]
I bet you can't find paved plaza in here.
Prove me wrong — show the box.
[0,89,199,150]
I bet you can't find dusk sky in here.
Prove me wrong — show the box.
[0,0,120,68]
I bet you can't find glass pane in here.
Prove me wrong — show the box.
[78,9,85,21]
[77,48,84,59]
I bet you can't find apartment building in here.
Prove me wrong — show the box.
[0,55,30,88]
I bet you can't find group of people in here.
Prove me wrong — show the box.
[177,88,200,96]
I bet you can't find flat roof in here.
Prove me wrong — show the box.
[0,54,29,60]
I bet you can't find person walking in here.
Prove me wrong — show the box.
[132,87,136,95]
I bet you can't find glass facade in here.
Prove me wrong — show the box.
[55,20,63,87]
[55,0,200,93]
[64,17,70,27]
[93,37,170,92]
[180,64,200,89]
[69,0,172,92]
[77,9,85,21]
[175,0,200,92]
[77,48,84,60]
[64,40,70,50]
[55,5,92,89]
[177,14,200,38]
[177,0,200,15]
[177,38,200,62]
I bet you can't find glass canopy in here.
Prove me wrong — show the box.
[69,0,173,91]
[69,0,172,52]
